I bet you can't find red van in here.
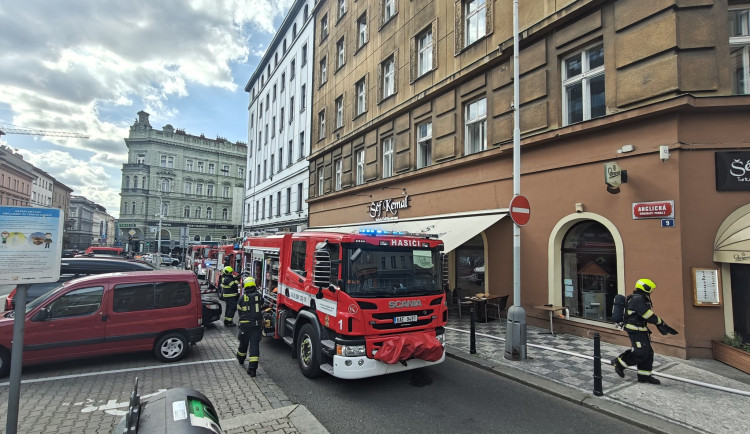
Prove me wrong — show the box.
[0,270,204,377]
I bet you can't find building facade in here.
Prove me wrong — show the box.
[119,111,247,253]
[68,195,96,249]
[31,168,54,207]
[245,0,315,235]
[92,204,116,247]
[0,145,34,207]
[306,0,750,358]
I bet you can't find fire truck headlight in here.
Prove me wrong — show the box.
[436,333,445,344]
[337,344,366,357]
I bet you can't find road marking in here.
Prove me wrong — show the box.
[0,358,236,387]
[75,388,168,416]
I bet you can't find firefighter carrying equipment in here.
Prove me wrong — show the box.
[656,322,678,335]
[237,285,263,376]
[635,278,656,293]
[221,272,240,326]
[372,332,444,364]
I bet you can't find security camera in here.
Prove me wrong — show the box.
[659,145,670,162]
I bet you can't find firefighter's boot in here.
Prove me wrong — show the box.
[638,375,661,385]
[247,368,256,377]
[611,358,625,378]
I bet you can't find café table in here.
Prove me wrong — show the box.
[535,305,568,335]
[463,294,505,322]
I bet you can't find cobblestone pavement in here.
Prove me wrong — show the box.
[0,322,325,434]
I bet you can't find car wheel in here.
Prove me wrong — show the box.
[297,323,322,378]
[0,347,10,378]
[154,333,188,362]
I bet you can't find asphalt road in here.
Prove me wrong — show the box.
[259,339,650,434]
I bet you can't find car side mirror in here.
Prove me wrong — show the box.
[32,308,50,322]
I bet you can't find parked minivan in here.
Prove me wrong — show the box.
[0,270,204,377]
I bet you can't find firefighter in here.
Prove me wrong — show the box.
[220,266,239,327]
[612,278,678,384]
[236,279,264,377]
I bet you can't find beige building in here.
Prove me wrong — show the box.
[307,0,750,358]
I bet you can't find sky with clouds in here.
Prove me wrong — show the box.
[0,0,293,218]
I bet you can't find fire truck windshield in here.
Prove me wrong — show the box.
[343,244,442,297]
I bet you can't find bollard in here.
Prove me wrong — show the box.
[593,332,603,396]
[470,308,477,354]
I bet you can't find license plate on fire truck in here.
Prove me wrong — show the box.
[394,315,417,324]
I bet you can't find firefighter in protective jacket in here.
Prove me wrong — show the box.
[236,280,264,377]
[612,278,678,384]
[221,266,239,327]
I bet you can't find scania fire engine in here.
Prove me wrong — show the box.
[242,230,447,379]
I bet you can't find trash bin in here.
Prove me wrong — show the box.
[115,378,222,433]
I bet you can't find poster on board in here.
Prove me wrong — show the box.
[0,207,63,285]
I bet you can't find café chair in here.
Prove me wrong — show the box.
[455,287,476,319]
[486,294,509,321]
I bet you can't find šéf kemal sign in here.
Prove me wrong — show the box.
[715,151,750,191]
[632,200,674,219]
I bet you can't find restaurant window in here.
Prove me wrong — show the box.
[561,221,617,323]
[455,234,485,292]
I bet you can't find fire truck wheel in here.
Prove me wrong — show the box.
[297,323,322,378]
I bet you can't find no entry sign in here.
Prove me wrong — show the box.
[509,195,531,226]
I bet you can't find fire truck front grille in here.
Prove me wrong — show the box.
[371,319,433,330]
[371,309,432,320]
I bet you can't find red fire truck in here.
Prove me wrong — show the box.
[208,244,244,291]
[243,229,447,379]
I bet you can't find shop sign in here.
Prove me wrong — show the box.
[368,196,410,221]
[632,200,674,219]
[715,151,750,191]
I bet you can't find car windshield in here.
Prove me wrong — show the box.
[342,243,442,298]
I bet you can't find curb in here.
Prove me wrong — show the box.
[221,404,329,433]
[445,348,697,434]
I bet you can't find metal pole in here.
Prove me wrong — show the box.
[157,195,163,255]
[505,0,527,361]
[593,332,603,396]
[470,308,477,354]
[6,284,29,434]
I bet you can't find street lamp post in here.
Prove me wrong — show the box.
[157,194,163,255]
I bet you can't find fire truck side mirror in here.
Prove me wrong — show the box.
[315,288,324,299]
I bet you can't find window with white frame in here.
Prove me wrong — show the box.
[465,0,487,46]
[335,159,342,191]
[222,208,228,220]
[208,163,215,174]
[356,149,365,185]
[318,167,325,196]
[160,155,167,168]
[297,183,303,211]
[358,13,368,49]
[137,154,145,164]
[207,184,214,197]
[161,178,170,192]
[161,202,169,217]
[321,14,329,41]
[382,56,395,99]
[195,206,202,219]
[382,137,393,178]
[465,98,487,155]
[186,159,194,171]
[276,191,281,216]
[384,0,395,23]
[196,183,203,195]
[336,37,346,69]
[288,140,293,165]
[302,44,308,66]
[286,187,292,213]
[223,186,230,198]
[418,28,433,77]
[222,164,229,175]
[206,207,213,219]
[184,181,192,194]
[730,8,750,94]
[299,132,305,158]
[338,0,346,20]
[197,161,204,173]
[335,96,344,129]
[320,57,328,85]
[289,96,295,122]
[355,77,367,116]
[279,147,283,171]
[301,84,306,109]
[417,121,432,169]
[238,167,244,178]
[562,44,605,125]
[318,109,326,140]
[184,206,190,218]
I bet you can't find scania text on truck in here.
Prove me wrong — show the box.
[242,230,447,379]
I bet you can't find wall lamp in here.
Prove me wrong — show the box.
[382,187,407,195]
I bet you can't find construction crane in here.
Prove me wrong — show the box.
[0,125,89,139]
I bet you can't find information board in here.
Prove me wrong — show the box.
[0,207,63,285]
[691,267,722,306]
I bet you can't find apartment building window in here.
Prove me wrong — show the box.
[417,121,432,169]
[299,132,305,159]
[335,95,344,129]
[276,191,281,216]
[286,187,292,213]
[338,0,347,20]
[222,208,228,220]
[262,198,266,219]
[381,55,395,100]
[301,85,306,109]
[320,56,328,85]
[270,155,275,176]
[265,124,269,143]
[465,0,486,46]
[356,149,365,185]
[293,23,297,38]
[335,159,343,191]
[223,186,230,198]
[465,98,487,155]
[184,181,192,194]
[256,164,261,183]
[357,13,368,49]
[125,176,130,189]
[382,137,393,178]
[289,96,295,122]
[255,201,259,220]
[383,0,396,24]
[280,107,285,130]
[288,140,293,165]
[290,59,296,79]
[197,161,204,173]
[302,43,308,66]
[730,8,750,94]
[279,147,284,171]
[239,167,244,178]
[272,117,276,138]
[184,206,190,218]
[161,178,170,192]
[318,109,326,140]
[417,27,433,77]
[321,14,329,42]
[208,163,215,174]
[259,102,263,117]
[185,159,194,171]
[297,183,303,212]
[336,37,346,69]
[197,182,204,195]
[268,195,273,218]
[222,164,229,175]
[207,184,214,197]
[281,73,285,91]
[318,167,325,196]
[137,154,145,164]
[142,177,146,189]
[160,155,167,167]
[355,76,367,116]
[206,207,213,219]
[273,84,277,101]
[195,206,202,219]
[562,44,605,125]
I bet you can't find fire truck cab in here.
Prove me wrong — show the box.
[243,230,447,379]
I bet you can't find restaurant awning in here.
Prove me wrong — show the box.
[714,204,750,263]
[307,209,508,253]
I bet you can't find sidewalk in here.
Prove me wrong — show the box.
[443,313,750,434]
